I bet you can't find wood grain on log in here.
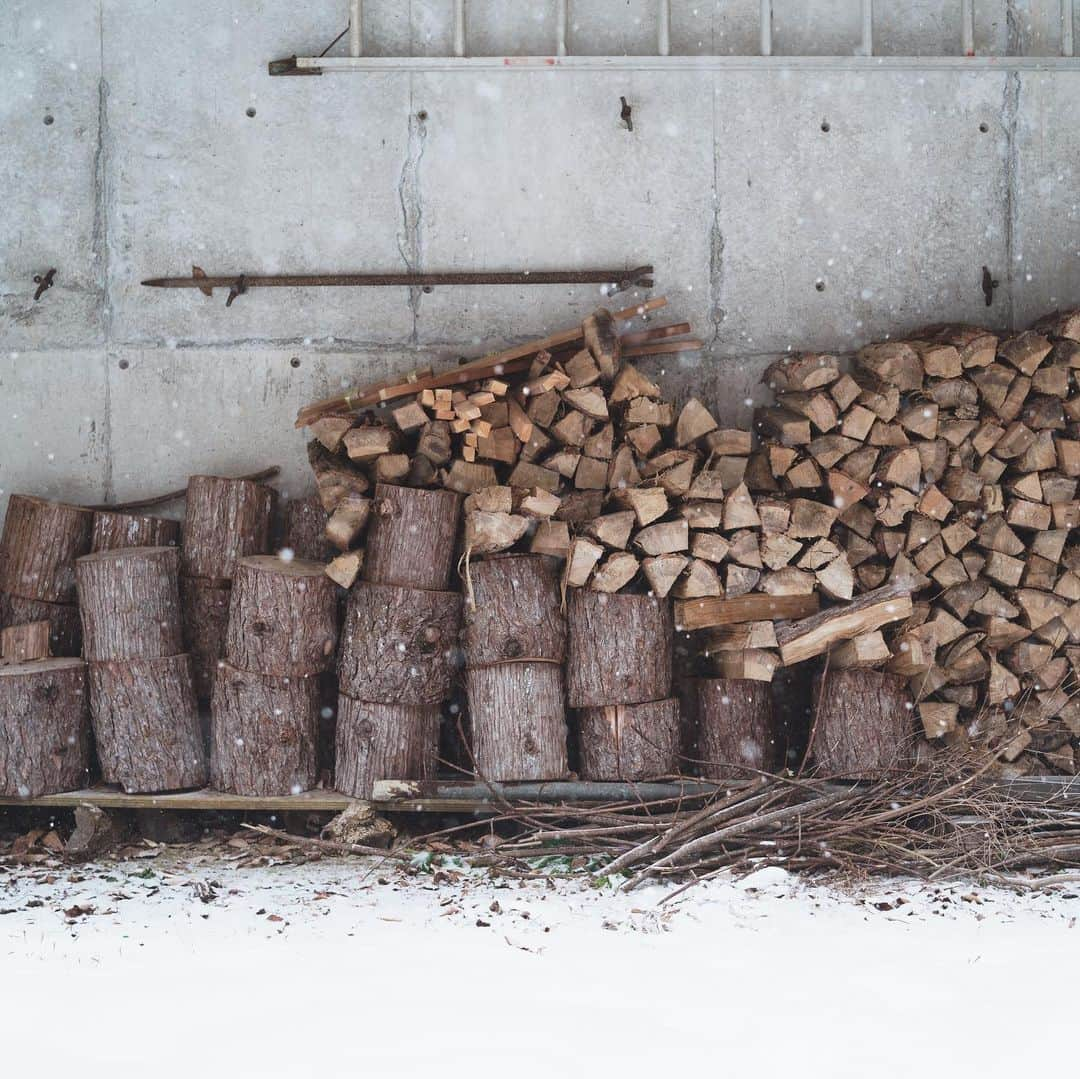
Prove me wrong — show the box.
[463,554,565,667]
[566,590,672,707]
[76,546,183,662]
[338,582,462,704]
[0,495,94,603]
[696,678,777,780]
[210,662,319,796]
[334,695,441,798]
[467,662,569,781]
[0,658,91,797]
[674,593,819,632]
[179,577,231,700]
[576,698,680,781]
[87,654,208,793]
[0,591,81,657]
[181,475,276,581]
[225,555,338,677]
[810,668,914,778]
[362,483,462,591]
[90,511,180,553]
[280,493,333,562]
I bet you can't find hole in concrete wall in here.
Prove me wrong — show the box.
[246,107,257,118]
[118,359,129,370]
[815,280,826,292]
[417,110,428,122]
[422,285,434,294]
[289,357,301,368]
[43,114,54,126]
[820,120,830,133]
[979,122,989,133]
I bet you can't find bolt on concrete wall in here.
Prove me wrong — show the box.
[1,1,1078,526]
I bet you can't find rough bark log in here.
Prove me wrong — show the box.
[179,577,231,700]
[810,669,915,779]
[280,493,333,562]
[466,662,569,781]
[696,678,777,780]
[209,662,320,796]
[75,546,183,661]
[0,495,94,603]
[576,698,681,781]
[363,483,462,591]
[463,554,566,667]
[225,555,338,677]
[334,695,441,798]
[181,475,276,581]
[337,582,462,704]
[566,590,673,707]
[90,511,181,553]
[0,658,91,797]
[88,654,208,793]
[0,591,81,657]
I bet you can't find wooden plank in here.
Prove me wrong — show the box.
[674,593,820,632]
[0,786,355,812]
[372,779,724,805]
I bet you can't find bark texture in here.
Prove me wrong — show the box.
[210,662,320,795]
[566,590,673,707]
[0,659,91,797]
[88,654,208,792]
[179,577,231,700]
[697,678,777,780]
[334,695,440,798]
[225,555,338,677]
[0,495,94,603]
[463,554,566,667]
[338,581,462,704]
[467,662,569,781]
[0,591,81,657]
[75,546,183,662]
[281,494,333,562]
[91,511,181,553]
[363,483,462,591]
[576,698,681,781]
[181,475,276,581]
[810,669,915,779]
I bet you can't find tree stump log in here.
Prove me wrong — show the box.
[463,554,565,667]
[363,483,461,591]
[0,495,94,603]
[88,654,208,792]
[91,511,180,553]
[696,678,777,780]
[76,546,183,662]
[181,475,276,581]
[466,662,569,781]
[224,555,338,677]
[810,669,915,779]
[566,590,673,708]
[0,591,81,657]
[0,659,91,797]
[280,494,333,562]
[179,577,231,700]
[210,662,319,795]
[338,582,462,704]
[576,698,681,781]
[334,695,441,798]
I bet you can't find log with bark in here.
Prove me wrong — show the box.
[363,483,462,591]
[576,698,681,780]
[337,582,462,705]
[0,620,51,664]
[87,654,208,792]
[466,662,569,781]
[566,590,673,707]
[75,546,183,661]
[179,576,232,700]
[225,555,338,677]
[334,695,441,798]
[181,475,276,581]
[695,677,777,780]
[210,662,320,795]
[90,510,181,553]
[0,658,91,797]
[280,493,333,562]
[0,591,81,657]
[0,495,94,603]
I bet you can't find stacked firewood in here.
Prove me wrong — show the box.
[748,311,1080,775]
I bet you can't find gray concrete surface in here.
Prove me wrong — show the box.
[1,1,1078,524]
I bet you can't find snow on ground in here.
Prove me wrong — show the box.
[1,849,1077,1078]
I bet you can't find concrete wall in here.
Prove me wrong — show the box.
[2,1,1078,524]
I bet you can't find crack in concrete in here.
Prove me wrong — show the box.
[707,79,725,350]
[94,1,114,503]
[1002,69,1021,331]
[1005,1,1026,57]
[397,86,427,344]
